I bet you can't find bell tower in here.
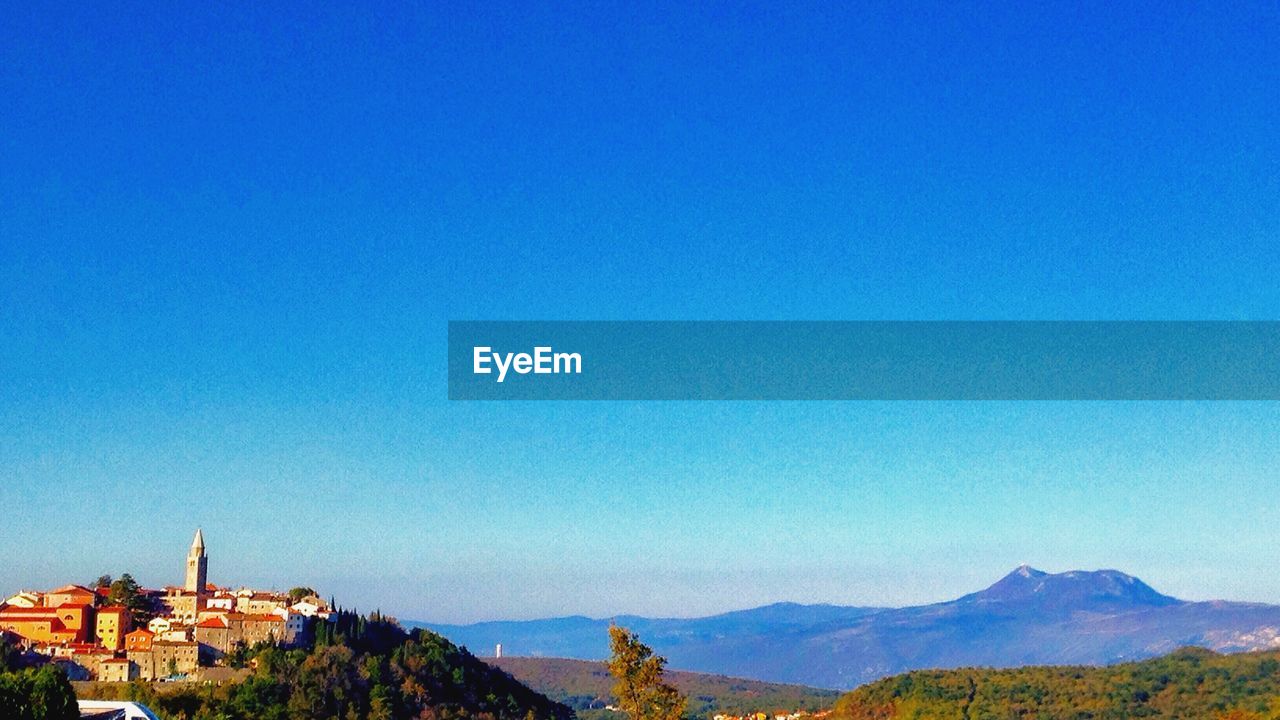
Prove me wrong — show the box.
[185,528,208,594]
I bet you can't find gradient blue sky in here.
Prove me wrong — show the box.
[1,2,1278,622]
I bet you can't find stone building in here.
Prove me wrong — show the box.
[194,612,292,660]
[98,657,132,682]
[233,590,288,614]
[128,640,199,680]
[162,529,211,623]
[185,528,208,593]
[164,589,202,624]
[51,657,91,681]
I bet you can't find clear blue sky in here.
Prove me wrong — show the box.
[1,2,1277,622]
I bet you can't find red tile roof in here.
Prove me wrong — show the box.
[49,585,94,594]
[65,643,110,656]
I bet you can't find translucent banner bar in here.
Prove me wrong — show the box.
[448,321,1280,400]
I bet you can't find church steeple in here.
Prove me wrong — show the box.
[185,528,208,594]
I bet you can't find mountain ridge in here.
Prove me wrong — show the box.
[413,567,1280,689]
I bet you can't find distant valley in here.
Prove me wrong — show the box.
[490,657,838,720]
[414,567,1280,689]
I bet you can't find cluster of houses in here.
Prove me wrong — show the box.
[0,530,331,682]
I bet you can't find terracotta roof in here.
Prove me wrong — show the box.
[98,606,128,613]
[195,616,228,629]
[49,585,94,594]
[126,628,155,637]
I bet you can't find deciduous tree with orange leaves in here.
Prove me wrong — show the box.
[607,624,687,720]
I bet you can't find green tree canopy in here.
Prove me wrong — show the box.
[832,647,1280,720]
[107,573,151,624]
[0,665,79,720]
[0,634,22,673]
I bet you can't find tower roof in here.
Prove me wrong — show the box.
[191,528,205,553]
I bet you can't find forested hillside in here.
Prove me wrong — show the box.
[832,647,1280,720]
[81,611,574,720]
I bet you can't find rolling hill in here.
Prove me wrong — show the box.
[414,567,1280,689]
[831,646,1280,719]
[490,656,838,719]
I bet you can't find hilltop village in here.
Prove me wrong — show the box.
[0,530,332,682]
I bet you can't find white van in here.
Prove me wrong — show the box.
[77,700,163,720]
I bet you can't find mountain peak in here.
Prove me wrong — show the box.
[964,567,1181,609]
[1012,564,1048,579]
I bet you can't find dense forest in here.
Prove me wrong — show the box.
[832,647,1280,720]
[0,635,79,720]
[82,610,574,720]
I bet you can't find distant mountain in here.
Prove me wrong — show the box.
[490,656,838,720]
[957,564,1180,608]
[414,602,884,669]
[414,567,1280,690]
